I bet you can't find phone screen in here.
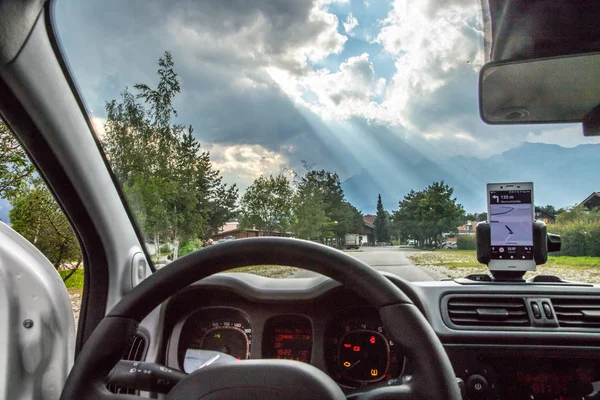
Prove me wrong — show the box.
[489,189,533,260]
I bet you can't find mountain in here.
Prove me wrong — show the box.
[342,142,600,213]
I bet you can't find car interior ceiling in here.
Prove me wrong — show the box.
[1,1,600,400]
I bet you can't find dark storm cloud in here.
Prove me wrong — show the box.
[54,0,348,163]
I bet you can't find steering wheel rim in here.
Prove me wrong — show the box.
[60,237,461,400]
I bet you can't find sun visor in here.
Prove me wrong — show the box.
[482,0,600,63]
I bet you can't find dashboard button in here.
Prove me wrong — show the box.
[542,302,553,319]
[466,374,489,399]
[531,302,541,319]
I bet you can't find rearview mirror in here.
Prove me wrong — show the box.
[479,52,600,132]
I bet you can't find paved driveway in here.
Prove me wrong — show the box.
[291,246,436,281]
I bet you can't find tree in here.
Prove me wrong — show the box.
[102,52,238,258]
[9,181,82,281]
[290,166,363,244]
[464,213,477,222]
[334,201,364,241]
[374,194,391,243]
[0,122,35,200]
[465,212,486,222]
[394,181,464,246]
[239,175,294,235]
[292,190,328,240]
[539,205,557,216]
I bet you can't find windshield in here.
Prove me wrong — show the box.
[51,0,600,282]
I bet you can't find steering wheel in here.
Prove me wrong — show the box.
[60,238,461,400]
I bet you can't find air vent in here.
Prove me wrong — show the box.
[447,296,530,327]
[552,297,600,328]
[107,332,148,394]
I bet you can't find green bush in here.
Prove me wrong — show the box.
[457,234,476,250]
[179,238,203,257]
[159,244,171,253]
[549,220,600,257]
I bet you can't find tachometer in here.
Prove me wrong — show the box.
[326,311,405,387]
[338,330,389,382]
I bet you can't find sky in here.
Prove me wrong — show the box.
[50,0,600,211]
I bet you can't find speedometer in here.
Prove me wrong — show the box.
[200,324,249,359]
[178,307,252,372]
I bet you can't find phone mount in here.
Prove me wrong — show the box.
[476,221,561,281]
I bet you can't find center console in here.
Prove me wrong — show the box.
[446,347,600,400]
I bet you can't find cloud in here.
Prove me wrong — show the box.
[53,0,595,196]
[343,13,359,35]
[55,0,349,153]
[376,0,484,125]
[269,53,387,121]
[208,143,289,190]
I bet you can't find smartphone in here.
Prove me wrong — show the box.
[487,182,536,271]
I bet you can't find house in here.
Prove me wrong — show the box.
[211,221,290,241]
[361,215,376,245]
[457,220,477,235]
[535,207,556,224]
[579,192,600,211]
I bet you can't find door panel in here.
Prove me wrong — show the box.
[0,222,74,400]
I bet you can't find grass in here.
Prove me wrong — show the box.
[60,263,300,294]
[59,269,85,288]
[409,249,600,283]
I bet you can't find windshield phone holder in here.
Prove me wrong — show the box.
[476,221,561,281]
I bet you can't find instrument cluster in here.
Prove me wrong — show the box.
[175,305,406,389]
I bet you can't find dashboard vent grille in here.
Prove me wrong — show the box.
[107,332,148,394]
[447,296,530,327]
[552,297,600,328]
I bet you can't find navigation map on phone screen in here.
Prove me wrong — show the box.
[489,190,533,260]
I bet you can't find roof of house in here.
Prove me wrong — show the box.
[363,215,376,229]
[579,192,600,208]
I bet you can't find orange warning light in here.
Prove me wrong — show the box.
[343,361,351,368]
[370,369,378,376]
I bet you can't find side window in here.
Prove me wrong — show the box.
[0,121,82,325]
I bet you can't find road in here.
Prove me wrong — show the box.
[291,246,436,281]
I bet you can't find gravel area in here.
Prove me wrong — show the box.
[68,288,82,329]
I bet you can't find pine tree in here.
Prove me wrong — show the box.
[374,194,391,243]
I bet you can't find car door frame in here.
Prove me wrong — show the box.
[0,1,153,352]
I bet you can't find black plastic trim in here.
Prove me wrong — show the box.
[0,70,109,353]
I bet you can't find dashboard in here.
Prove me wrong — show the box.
[162,277,407,392]
[147,272,600,399]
